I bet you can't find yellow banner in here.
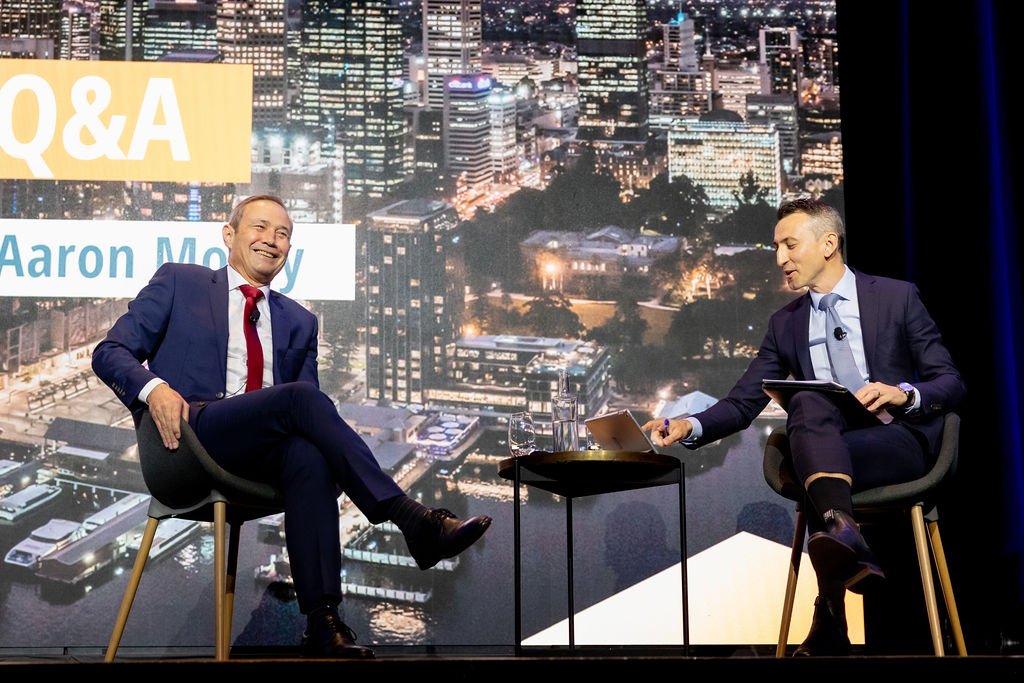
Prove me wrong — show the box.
[0,59,253,182]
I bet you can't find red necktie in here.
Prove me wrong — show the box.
[239,284,264,392]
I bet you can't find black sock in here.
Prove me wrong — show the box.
[806,476,853,523]
[382,494,430,538]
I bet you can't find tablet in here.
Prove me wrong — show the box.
[762,379,888,428]
[584,409,655,452]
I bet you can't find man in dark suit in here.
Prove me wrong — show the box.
[92,195,491,658]
[643,198,965,655]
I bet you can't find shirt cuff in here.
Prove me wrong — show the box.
[137,378,167,404]
[904,384,922,414]
[683,416,702,444]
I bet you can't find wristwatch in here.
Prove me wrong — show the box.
[898,382,916,409]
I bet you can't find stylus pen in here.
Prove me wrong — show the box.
[662,418,670,438]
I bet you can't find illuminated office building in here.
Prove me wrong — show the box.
[443,74,493,191]
[663,11,698,70]
[759,26,801,98]
[141,0,217,62]
[490,89,518,180]
[365,200,462,406]
[298,1,405,197]
[668,116,783,212]
[217,0,286,125]
[649,67,712,129]
[713,61,765,117]
[800,131,843,181]
[99,0,145,60]
[746,94,798,173]
[576,0,648,143]
[61,3,95,60]
[423,0,482,111]
[1,0,62,57]
[428,335,611,422]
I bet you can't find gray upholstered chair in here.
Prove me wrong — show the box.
[763,412,967,657]
[105,410,284,661]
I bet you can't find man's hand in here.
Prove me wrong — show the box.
[148,383,190,450]
[640,417,693,447]
[855,382,909,412]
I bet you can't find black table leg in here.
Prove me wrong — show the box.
[567,494,574,650]
[514,458,522,656]
[679,462,689,656]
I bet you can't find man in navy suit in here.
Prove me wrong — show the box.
[93,195,491,658]
[643,198,964,655]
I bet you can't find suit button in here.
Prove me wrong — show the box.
[215,392,224,399]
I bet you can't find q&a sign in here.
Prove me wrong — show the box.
[0,59,252,182]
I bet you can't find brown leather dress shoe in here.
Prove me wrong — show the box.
[793,596,852,656]
[406,508,492,570]
[301,614,375,659]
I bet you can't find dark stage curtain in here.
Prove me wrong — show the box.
[839,0,1023,652]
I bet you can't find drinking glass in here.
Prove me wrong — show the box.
[508,412,536,457]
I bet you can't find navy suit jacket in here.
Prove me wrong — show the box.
[92,263,319,420]
[688,270,965,456]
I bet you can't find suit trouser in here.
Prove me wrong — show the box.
[785,391,929,532]
[189,382,405,612]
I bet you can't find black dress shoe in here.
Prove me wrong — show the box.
[807,509,885,594]
[406,508,492,570]
[793,596,851,656]
[301,614,375,659]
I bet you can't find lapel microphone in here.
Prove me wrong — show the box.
[833,326,847,340]
[249,309,260,324]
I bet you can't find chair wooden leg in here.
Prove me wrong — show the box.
[105,517,160,662]
[776,508,806,658]
[910,505,945,656]
[214,502,227,661]
[224,521,242,658]
[928,519,967,656]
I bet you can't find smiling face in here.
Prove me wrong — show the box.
[222,199,292,287]
[773,210,844,293]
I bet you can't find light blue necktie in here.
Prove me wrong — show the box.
[819,292,867,392]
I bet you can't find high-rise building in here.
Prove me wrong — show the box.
[443,74,492,192]
[668,115,783,213]
[649,67,712,128]
[759,26,801,97]
[800,131,843,181]
[1,0,62,57]
[746,94,798,173]
[423,0,482,111]
[489,89,518,181]
[365,199,462,406]
[142,0,217,62]
[576,0,649,143]
[712,60,765,117]
[663,12,698,71]
[298,1,405,197]
[99,0,145,61]
[217,0,286,126]
[61,2,95,60]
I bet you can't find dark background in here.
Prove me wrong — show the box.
[839,0,1023,651]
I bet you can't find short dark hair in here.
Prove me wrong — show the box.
[777,198,845,257]
[228,194,290,230]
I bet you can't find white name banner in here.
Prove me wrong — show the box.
[0,220,355,301]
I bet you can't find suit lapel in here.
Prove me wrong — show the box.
[209,268,230,390]
[855,270,879,379]
[269,291,288,386]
